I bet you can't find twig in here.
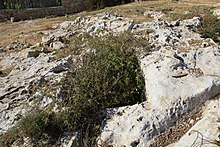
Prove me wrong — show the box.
[189,130,220,147]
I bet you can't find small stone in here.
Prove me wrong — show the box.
[213,9,220,16]
[40,97,53,108]
[35,43,41,47]
[30,43,41,49]
[0,47,5,52]
[50,64,67,73]
[23,43,31,49]
[50,41,65,50]
[27,50,40,58]
[41,47,50,53]
[10,17,15,22]
[189,119,194,125]
[87,26,95,33]
[42,36,52,46]
[59,21,72,29]
[6,46,13,50]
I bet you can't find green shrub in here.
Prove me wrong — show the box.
[14,2,21,9]
[59,33,148,145]
[0,128,20,147]
[17,111,63,141]
[170,12,197,21]
[199,13,220,42]
[0,110,65,146]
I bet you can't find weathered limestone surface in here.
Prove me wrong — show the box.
[95,12,220,147]
[98,46,220,146]
[0,49,71,133]
[168,99,220,147]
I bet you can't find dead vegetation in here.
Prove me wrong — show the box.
[0,66,14,77]
[0,17,66,48]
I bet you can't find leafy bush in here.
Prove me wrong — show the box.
[0,110,65,146]
[59,33,148,145]
[17,111,63,141]
[14,2,21,9]
[0,128,20,147]
[199,13,220,42]
[3,1,21,9]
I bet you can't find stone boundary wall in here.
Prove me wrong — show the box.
[0,4,85,22]
[0,0,137,22]
[0,0,158,22]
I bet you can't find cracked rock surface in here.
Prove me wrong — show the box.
[0,49,71,133]
[95,12,220,147]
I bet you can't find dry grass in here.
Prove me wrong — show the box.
[0,17,66,48]
[65,1,170,23]
[149,101,205,147]
[0,66,14,77]
[73,0,219,22]
[189,0,220,4]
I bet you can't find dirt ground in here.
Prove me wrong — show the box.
[0,17,66,47]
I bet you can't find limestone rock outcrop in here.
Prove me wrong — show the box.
[168,99,220,147]
[0,49,71,133]
[1,8,220,147]
[98,46,220,146]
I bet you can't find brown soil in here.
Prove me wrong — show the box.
[0,17,66,48]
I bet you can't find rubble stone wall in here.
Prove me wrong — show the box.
[0,0,85,22]
[0,0,158,22]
